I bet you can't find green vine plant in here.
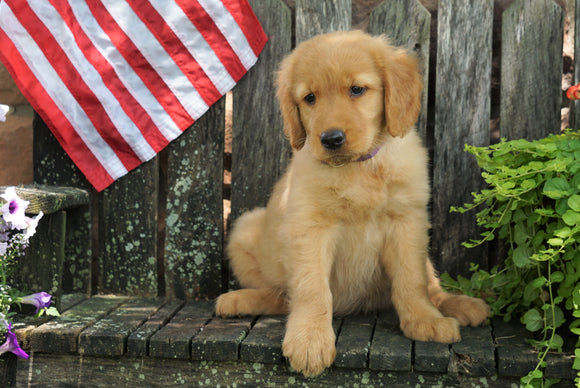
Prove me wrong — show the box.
[441,130,580,388]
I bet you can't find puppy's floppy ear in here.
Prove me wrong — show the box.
[378,41,423,138]
[276,57,307,150]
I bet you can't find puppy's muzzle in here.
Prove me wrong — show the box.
[320,129,346,150]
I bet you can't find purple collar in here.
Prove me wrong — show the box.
[323,147,381,166]
[355,147,381,162]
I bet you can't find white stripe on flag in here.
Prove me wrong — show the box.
[29,1,157,162]
[0,4,128,179]
[67,1,183,142]
[100,0,209,120]
[149,0,236,95]
[197,0,258,70]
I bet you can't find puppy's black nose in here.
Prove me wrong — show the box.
[320,129,346,150]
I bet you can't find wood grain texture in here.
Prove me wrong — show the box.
[368,0,431,139]
[78,298,164,356]
[333,314,375,369]
[18,296,575,385]
[17,354,523,388]
[31,296,127,353]
[414,340,450,373]
[164,99,225,300]
[240,315,286,363]
[14,211,65,311]
[431,0,493,276]
[369,310,412,371]
[295,0,351,43]
[191,317,254,361]
[97,158,159,295]
[230,0,292,222]
[126,300,184,356]
[449,326,495,376]
[500,0,564,140]
[148,300,214,359]
[0,185,89,215]
[493,317,539,377]
[32,115,92,294]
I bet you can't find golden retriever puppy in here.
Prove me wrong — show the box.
[216,30,489,377]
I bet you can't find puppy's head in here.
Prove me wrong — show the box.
[276,31,422,165]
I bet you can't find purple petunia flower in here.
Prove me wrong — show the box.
[0,187,29,230]
[20,292,52,313]
[0,324,29,359]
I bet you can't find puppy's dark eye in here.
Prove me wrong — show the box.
[350,86,366,97]
[304,93,316,105]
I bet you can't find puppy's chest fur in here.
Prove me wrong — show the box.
[312,165,400,313]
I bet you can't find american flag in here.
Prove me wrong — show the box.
[0,0,266,191]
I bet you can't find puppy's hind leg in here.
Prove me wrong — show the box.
[217,208,288,317]
[426,260,490,326]
[216,288,289,317]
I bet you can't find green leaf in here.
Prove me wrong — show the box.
[547,238,564,246]
[513,245,532,268]
[531,276,548,288]
[568,194,580,211]
[550,271,564,283]
[521,179,536,190]
[522,309,543,332]
[543,178,571,199]
[553,226,572,238]
[574,349,580,370]
[562,210,580,226]
[523,282,541,303]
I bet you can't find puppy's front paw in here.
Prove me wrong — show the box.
[283,322,336,377]
[438,295,490,327]
[401,316,460,343]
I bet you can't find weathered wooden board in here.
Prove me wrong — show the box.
[31,295,127,353]
[368,310,412,371]
[17,354,523,388]
[334,314,375,369]
[126,300,184,356]
[78,298,164,356]
[230,0,292,222]
[431,0,493,276]
[15,210,65,310]
[414,340,450,373]
[32,116,92,294]
[240,315,286,364]
[368,0,431,140]
[97,158,159,295]
[191,317,254,361]
[13,293,87,350]
[493,317,539,377]
[449,325,495,376]
[164,99,225,300]
[295,0,351,44]
[0,185,89,215]
[148,300,214,359]
[500,0,563,140]
[32,113,91,190]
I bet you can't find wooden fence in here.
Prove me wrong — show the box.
[29,0,571,301]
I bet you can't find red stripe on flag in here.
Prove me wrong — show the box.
[175,0,247,82]
[85,1,193,130]
[126,0,222,107]
[221,0,268,57]
[7,0,142,170]
[47,0,169,153]
[0,28,114,191]
[6,0,141,170]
